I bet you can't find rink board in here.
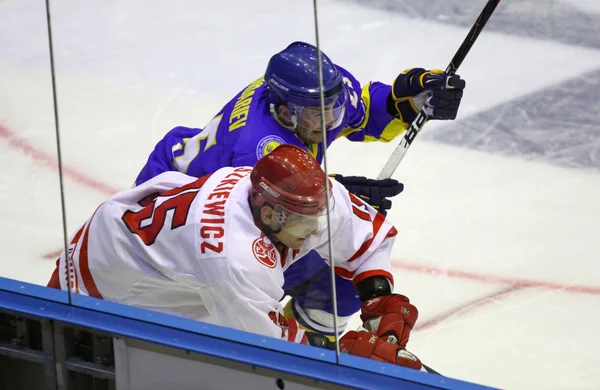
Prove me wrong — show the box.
[0,276,493,390]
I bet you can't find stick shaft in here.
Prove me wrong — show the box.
[377,0,501,180]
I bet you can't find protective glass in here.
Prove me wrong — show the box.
[273,198,335,240]
[289,88,347,132]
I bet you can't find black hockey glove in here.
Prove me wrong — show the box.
[387,68,466,122]
[331,174,404,216]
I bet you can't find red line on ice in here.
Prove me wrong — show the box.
[415,285,526,332]
[0,124,119,196]
[391,260,600,295]
[43,249,63,260]
[392,260,600,331]
[0,123,120,261]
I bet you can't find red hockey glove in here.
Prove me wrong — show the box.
[360,294,418,348]
[340,331,422,370]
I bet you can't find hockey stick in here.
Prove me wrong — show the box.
[422,364,441,375]
[376,0,501,180]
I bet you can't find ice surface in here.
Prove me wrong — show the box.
[0,0,599,388]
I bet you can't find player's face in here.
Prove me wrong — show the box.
[260,206,322,249]
[276,103,338,145]
[295,103,336,144]
[274,214,320,249]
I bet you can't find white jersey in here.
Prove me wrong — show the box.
[57,167,397,344]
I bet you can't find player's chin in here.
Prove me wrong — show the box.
[308,130,324,144]
[287,237,308,249]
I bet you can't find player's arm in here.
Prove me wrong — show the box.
[319,180,397,284]
[203,286,421,372]
[335,65,465,143]
[134,129,181,186]
[314,181,419,348]
[335,66,406,143]
[202,279,310,345]
[135,126,204,185]
[135,114,228,186]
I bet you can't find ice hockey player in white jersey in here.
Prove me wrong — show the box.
[47,144,423,370]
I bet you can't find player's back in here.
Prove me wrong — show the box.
[135,80,304,185]
[63,167,289,335]
[135,68,367,186]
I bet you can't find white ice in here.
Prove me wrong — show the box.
[1,0,599,388]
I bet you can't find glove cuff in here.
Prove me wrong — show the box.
[386,92,419,124]
[391,68,427,99]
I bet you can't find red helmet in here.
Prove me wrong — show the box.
[249,144,328,218]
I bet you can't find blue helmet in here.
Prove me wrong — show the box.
[265,41,344,107]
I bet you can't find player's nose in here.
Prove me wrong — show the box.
[306,220,319,236]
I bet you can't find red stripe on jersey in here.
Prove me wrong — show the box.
[299,332,308,345]
[347,211,386,263]
[334,266,356,280]
[78,213,103,299]
[286,317,300,342]
[65,224,86,291]
[46,259,61,289]
[386,226,398,238]
[349,194,371,221]
[352,270,395,288]
[161,174,211,197]
[281,249,301,269]
[71,224,86,244]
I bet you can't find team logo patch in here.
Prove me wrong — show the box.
[252,234,278,268]
[256,135,285,159]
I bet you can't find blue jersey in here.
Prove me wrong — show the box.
[135,65,409,185]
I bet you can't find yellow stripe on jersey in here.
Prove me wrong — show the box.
[307,143,318,159]
[335,82,373,140]
[338,82,408,143]
[356,82,372,130]
[374,116,408,143]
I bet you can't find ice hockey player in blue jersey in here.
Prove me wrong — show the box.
[135,41,466,338]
